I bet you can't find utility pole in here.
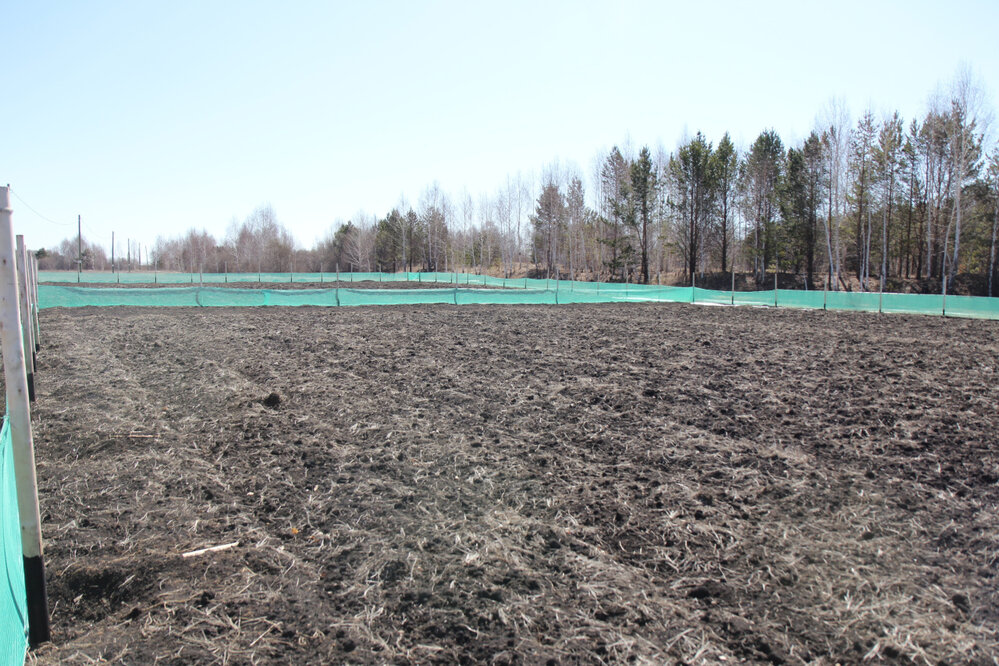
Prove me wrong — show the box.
[77,214,82,280]
[111,231,115,273]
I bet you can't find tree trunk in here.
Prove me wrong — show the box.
[720,196,729,275]
[641,212,649,285]
[881,208,888,291]
[988,197,998,297]
[949,177,962,287]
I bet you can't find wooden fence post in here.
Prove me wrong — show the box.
[0,187,51,646]
[15,236,34,401]
[29,252,40,350]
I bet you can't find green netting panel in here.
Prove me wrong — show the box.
[338,288,455,306]
[640,287,692,303]
[554,290,612,304]
[453,274,506,287]
[409,273,458,284]
[733,290,777,307]
[555,280,589,292]
[36,284,999,319]
[196,289,269,307]
[34,271,999,316]
[692,288,731,304]
[40,286,203,307]
[943,295,999,319]
[39,271,676,290]
[0,418,28,666]
[824,291,882,312]
[342,272,381,283]
[774,290,823,309]
[880,292,943,315]
[456,289,556,305]
[261,289,340,307]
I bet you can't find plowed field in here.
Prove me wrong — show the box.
[28,302,999,664]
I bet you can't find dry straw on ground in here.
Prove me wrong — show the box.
[22,300,999,664]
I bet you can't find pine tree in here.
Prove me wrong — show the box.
[671,133,716,282]
[565,178,588,281]
[850,110,877,288]
[780,147,808,275]
[600,147,632,280]
[873,113,904,287]
[630,147,657,284]
[712,133,738,273]
[741,130,784,284]
[899,121,922,278]
[531,181,566,278]
[801,132,825,286]
[987,150,999,296]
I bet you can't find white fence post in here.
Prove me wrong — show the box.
[0,187,51,646]
[30,253,40,350]
[15,236,35,401]
[18,238,36,360]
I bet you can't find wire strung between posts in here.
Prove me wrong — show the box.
[7,189,74,227]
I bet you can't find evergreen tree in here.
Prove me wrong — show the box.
[740,130,784,283]
[600,147,633,280]
[987,150,999,296]
[944,75,986,290]
[630,146,657,284]
[850,110,877,288]
[920,109,953,280]
[671,132,715,282]
[712,133,738,273]
[874,112,904,285]
[565,177,588,280]
[531,181,566,278]
[801,132,825,286]
[899,121,923,278]
[780,147,809,278]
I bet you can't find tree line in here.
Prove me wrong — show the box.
[41,72,999,295]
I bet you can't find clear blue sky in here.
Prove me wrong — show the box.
[3,0,997,254]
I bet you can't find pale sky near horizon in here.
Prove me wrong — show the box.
[3,0,997,255]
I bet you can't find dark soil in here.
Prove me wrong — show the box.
[26,302,999,664]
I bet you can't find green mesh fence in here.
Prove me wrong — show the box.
[0,418,28,666]
[35,275,999,319]
[40,270,516,286]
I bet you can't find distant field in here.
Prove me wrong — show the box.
[30,303,999,664]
